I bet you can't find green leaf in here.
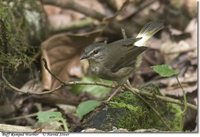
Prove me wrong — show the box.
[152,64,178,77]
[36,111,63,123]
[76,100,101,119]
[72,76,112,99]
[36,111,69,131]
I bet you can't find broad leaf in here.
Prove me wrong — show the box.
[72,76,112,99]
[41,30,101,90]
[152,64,178,77]
[36,111,69,131]
[76,100,101,119]
[36,111,62,123]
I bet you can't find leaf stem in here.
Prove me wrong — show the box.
[60,119,68,132]
[175,76,187,113]
[175,75,187,129]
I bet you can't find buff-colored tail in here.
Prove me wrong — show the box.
[135,21,164,47]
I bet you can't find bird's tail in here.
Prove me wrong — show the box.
[134,21,164,47]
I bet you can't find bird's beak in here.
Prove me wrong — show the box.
[80,54,88,60]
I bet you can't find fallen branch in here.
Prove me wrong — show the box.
[50,18,96,34]
[42,0,105,21]
[0,123,56,132]
[42,0,132,36]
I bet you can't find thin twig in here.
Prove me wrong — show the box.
[176,76,187,113]
[1,67,197,111]
[124,85,197,111]
[106,86,121,102]
[50,18,95,34]
[42,58,114,88]
[2,72,57,95]
[103,0,130,22]
[42,58,66,85]
[1,67,113,95]
[98,0,118,12]
[4,108,57,121]
[42,0,132,36]
[1,67,63,95]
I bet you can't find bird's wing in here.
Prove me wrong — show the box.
[108,38,140,47]
[103,38,145,72]
[110,46,147,73]
[103,21,163,73]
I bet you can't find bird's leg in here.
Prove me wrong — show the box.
[108,80,137,102]
[126,79,132,88]
[105,79,132,102]
[121,28,127,40]
[105,85,121,102]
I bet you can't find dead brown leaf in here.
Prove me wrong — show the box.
[41,30,102,90]
[160,84,197,96]
[157,18,197,64]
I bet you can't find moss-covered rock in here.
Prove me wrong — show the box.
[82,85,183,131]
[0,0,48,69]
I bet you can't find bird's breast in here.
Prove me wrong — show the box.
[88,59,135,83]
[98,66,134,82]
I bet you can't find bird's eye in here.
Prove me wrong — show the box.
[93,50,99,54]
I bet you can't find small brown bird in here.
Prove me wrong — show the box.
[80,22,164,84]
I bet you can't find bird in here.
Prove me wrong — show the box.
[80,21,164,84]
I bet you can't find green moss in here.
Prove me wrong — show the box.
[166,103,183,131]
[0,0,47,70]
[0,0,48,89]
[107,90,183,131]
[82,85,183,131]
